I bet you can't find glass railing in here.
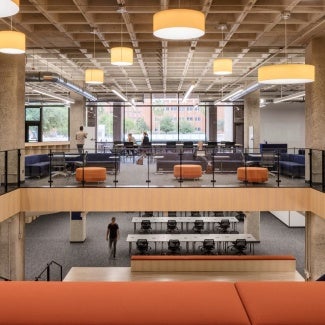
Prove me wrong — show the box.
[0,145,323,194]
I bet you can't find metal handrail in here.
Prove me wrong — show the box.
[0,275,11,281]
[35,260,63,281]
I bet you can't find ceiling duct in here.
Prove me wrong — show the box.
[25,72,97,101]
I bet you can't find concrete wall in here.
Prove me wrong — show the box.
[260,102,305,149]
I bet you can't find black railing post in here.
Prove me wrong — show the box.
[211,148,216,186]
[309,149,312,188]
[146,148,151,186]
[48,150,53,187]
[17,149,21,188]
[46,263,50,281]
[322,150,325,193]
[276,149,281,187]
[112,148,118,187]
[178,149,183,185]
[4,151,8,193]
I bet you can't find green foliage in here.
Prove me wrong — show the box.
[25,107,40,121]
[135,117,149,133]
[179,120,195,134]
[160,115,175,133]
[98,109,113,135]
[125,118,135,133]
[42,106,68,137]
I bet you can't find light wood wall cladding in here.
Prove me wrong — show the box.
[18,187,321,216]
[25,142,70,155]
[310,189,325,218]
[0,190,21,223]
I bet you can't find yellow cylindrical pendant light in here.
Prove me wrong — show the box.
[153,9,205,40]
[85,69,104,85]
[0,0,19,18]
[0,30,25,54]
[213,58,232,75]
[258,64,315,84]
[111,47,133,66]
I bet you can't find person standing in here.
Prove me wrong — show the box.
[75,126,87,154]
[106,217,120,258]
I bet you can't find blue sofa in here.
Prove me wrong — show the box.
[279,153,305,178]
[25,154,50,178]
[25,153,120,178]
[85,153,120,173]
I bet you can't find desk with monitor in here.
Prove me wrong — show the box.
[126,233,257,255]
[132,216,238,232]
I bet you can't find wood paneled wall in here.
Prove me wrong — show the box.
[0,188,323,222]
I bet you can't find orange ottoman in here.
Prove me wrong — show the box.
[237,167,268,183]
[174,164,202,179]
[75,167,106,182]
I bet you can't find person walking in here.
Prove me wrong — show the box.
[106,217,120,258]
[75,126,87,154]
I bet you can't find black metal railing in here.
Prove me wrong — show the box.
[0,146,324,193]
[34,260,63,281]
[0,275,11,281]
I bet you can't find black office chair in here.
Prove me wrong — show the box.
[166,220,180,233]
[166,141,177,153]
[168,211,177,217]
[51,152,69,177]
[167,239,181,254]
[190,211,201,217]
[216,219,231,233]
[183,141,194,153]
[200,239,215,255]
[192,220,204,233]
[136,239,151,255]
[142,211,153,217]
[140,220,152,234]
[235,212,246,222]
[227,239,247,255]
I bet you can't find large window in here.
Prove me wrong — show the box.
[97,105,114,142]
[25,105,69,142]
[216,105,233,142]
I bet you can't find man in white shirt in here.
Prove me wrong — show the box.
[75,126,87,154]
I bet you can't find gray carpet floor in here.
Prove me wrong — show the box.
[25,211,305,280]
[22,158,307,188]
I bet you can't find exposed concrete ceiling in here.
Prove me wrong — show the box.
[2,0,324,103]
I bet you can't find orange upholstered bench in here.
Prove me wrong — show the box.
[173,164,202,179]
[237,167,268,183]
[0,281,251,325]
[75,167,106,182]
[131,255,297,272]
[236,282,325,325]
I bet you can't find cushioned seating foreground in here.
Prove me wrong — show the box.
[236,282,325,325]
[173,164,202,179]
[75,167,106,182]
[0,282,250,325]
[237,167,268,183]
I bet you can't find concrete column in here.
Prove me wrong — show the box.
[70,211,87,242]
[0,54,25,181]
[244,211,260,241]
[208,104,217,141]
[305,213,325,280]
[305,36,325,281]
[244,90,260,151]
[0,213,25,280]
[70,98,85,151]
[305,36,325,182]
[113,103,123,141]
